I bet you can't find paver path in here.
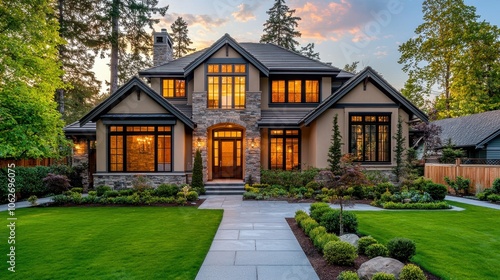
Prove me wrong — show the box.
[445,195,500,210]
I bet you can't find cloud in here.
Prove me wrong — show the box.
[232,3,257,22]
[293,0,398,43]
[160,13,228,31]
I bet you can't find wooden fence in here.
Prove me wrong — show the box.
[425,159,500,192]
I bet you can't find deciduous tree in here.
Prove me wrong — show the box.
[260,0,301,51]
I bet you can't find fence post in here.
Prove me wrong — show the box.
[455,158,461,178]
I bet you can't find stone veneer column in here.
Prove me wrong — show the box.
[191,91,262,183]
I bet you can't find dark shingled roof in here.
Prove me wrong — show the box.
[258,109,311,127]
[432,110,500,149]
[64,121,96,136]
[139,34,341,77]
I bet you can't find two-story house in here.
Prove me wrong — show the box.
[66,29,428,188]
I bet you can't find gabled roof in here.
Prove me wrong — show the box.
[432,110,500,149]
[64,121,96,136]
[301,67,429,125]
[79,76,195,129]
[139,34,340,77]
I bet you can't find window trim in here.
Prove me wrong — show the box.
[268,129,301,170]
[205,62,248,109]
[161,78,187,99]
[348,113,391,163]
[107,125,174,172]
[269,77,321,106]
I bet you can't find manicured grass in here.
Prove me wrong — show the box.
[356,201,500,279]
[1,207,223,279]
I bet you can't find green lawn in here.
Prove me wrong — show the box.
[1,207,223,280]
[357,201,500,279]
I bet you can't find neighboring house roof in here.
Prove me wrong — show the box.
[301,67,429,126]
[432,110,500,149]
[64,121,96,136]
[79,76,195,129]
[139,34,340,77]
[258,110,311,127]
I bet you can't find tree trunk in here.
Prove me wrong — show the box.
[110,0,119,94]
[339,198,344,236]
[445,63,451,118]
[56,0,64,114]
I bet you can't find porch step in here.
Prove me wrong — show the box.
[204,181,245,195]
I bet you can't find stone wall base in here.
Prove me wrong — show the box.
[93,173,190,189]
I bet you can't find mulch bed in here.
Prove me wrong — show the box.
[37,198,205,208]
[286,218,440,280]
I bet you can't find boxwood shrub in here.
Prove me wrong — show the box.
[382,201,451,209]
[425,183,448,201]
[310,205,334,222]
[309,226,327,240]
[314,233,340,252]
[399,264,426,280]
[357,236,378,255]
[366,243,389,258]
[323,241,358,266]
[371,272,396,280]
[387,237,416,262]
[336,271,360,280]
[320,210,358,235]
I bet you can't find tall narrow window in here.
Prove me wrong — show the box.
[288,80,301,103]
[349,114,390,162]
[162,79,185,98]
[207,63,246,109]
[272,80,285,102]
[305,80,319,102]
[270,129,300,170]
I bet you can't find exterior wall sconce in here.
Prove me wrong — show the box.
[251,138,255,148]
[197,137,201,148]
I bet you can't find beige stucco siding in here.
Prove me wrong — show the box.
[150,78,161,93]
[338,82,394,104]
[321,77,332,101]
[108,91,167,114]
[261,128,269,170]
[193,66,204,92]
[260,78,269,109]
[96,120,107,172]
[173,122,186,171]
[248,64,260,92]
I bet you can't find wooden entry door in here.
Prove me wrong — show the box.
[213,135,242,179]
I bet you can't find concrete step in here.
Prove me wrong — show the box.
[205,182,245,195]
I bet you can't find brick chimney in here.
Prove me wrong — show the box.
[153,28,174,66]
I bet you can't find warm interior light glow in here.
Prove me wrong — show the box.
[251,139,255,148]
[197,137,201,147]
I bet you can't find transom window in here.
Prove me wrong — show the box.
[109,126,172,172]
[207,63,246,109]
[349,114,390,162]
[162,79,185,98]
[270,129,300,170]
[271,79,319,103]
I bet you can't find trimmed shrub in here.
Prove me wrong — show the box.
[309,226,327,240]
[88,191,97,197]
[382,201,451,209]
[314,233,340,252]
[301,218,319,236]
[176,196,187,205]
[43,173,71,194]
[425,183,447,201]
[310,206,334,222]
[387,237,416,262]
[70,187,83,193]
[28,195,38,206]
[372,272,396,280]
[306,181,321,191]
[310,202,330,212]
[295,210,310,223]
[260,168,320,189]
[51,194,71,205]
[399,264,426,280]
[103,190,119,198]
[192,149,205,194]
[336,271,360,280]
[320,210,358,235]
[366,243,389,258]
[493,178,500,194]
[118,189,134,196]
[96,185,112,196]
[323,241,358,266]
[487,194,500,202]
[186,191,198,201]
[155,184,179,197]
[357,236,378,254]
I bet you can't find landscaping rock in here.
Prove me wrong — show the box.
[340,233,359,247]
[357,256,404,280]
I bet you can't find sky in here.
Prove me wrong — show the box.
[93,0,500,93]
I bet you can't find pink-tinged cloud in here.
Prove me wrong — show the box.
[293,0,394,43]
[160,13,228,31]
[232,4,257,22]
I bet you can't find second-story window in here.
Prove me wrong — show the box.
[271,79,319,103]
[207,63,246,109]
[162,79,185,98]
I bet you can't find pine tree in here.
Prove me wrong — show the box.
[191,149,205,194]
[327,114,343,175]
[393,116,406,181]
[92,0,168,93]
[260,0,301,51]
[299,43,320,60]
[170,17,195,59]
[342,61,359,74]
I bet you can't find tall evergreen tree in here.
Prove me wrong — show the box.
[393,116,406,181]
[327,114,343,175]
[0,0,69,158]
[56,0,103,123]
[93,0,168,93]
[260,0,301,51]
[170,17,195,59]
[299,43,320,60]
[191,149,205,194]
[343,61,359,74]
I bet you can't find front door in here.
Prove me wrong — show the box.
[213,130,243,179]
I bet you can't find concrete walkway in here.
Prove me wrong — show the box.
[0,196,55,212]
[195,196,382,280]
[446,195,500,210]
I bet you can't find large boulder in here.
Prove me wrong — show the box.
[357,256,404,280]
[340,233,359,247]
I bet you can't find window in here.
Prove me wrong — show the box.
[271,79,319,103]
[207,63,246,109]
[349,114,390,162]
[109,126,172,172]
[162,79,185,98]
[270,129,300,170]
